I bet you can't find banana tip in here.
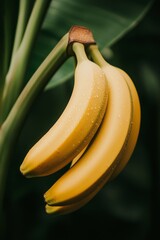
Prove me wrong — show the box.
[45,204,58,215]
[20,164,34,178]
[44,192,56,206]
[20,164,26,175]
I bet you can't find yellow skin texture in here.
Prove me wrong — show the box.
[45,64,141,215]
[110,68,141,179]
[45,167,113,215]
[44,53,134,207]
[20,43,108,177]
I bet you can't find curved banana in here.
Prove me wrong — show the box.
[46,76,141,214]
[70,68,141,180]
[45,48,141,215]
[45,165,113,215]
[20,43,108,177]
[44,45,134,206]
[110,68,141,179]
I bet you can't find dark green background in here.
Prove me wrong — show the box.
[3,0,160,239]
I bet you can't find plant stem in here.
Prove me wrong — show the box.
[0,127,13,235]
[72,43,88,62]
[0,0,52,124]
[0,33,69,230]
[88,44,108,67]
[10,0,34,60]
[0,0,16,107]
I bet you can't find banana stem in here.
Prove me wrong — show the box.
[88,45,109,67]
[0,0,52,124]
[72,43,88,62]
[0,32,69,232]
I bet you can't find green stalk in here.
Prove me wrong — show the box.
[0,32,69,232]
[72,43,88,62]
[88,44,108,67]
[0,0,16,107]
[0,0,52,124]
[11,0,34,60]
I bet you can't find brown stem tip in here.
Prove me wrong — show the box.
[68,25,96,55]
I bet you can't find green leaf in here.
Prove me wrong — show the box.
[27,0,153,90]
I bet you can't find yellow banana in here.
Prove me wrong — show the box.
[110,68,141,179]
[44,48,141,215]
[45,85,140,214]
[45,166,114,215]
[70,69,141,180]
[44,45,134,207]
[20,43,108,177]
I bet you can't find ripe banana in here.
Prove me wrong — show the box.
[110,68,141,179]
[44,45,135,207]
[48,64,141,215]
[70,68,141,180]
[45,140,118,215]
[45,165,114,215]
[20,43,108,177]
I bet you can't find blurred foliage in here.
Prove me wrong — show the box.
[1,0,160,239]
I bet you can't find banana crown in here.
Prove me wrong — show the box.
[20,26,141,216]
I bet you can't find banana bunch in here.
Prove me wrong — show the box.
[20,43,108,177]
[20,37,141,215]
